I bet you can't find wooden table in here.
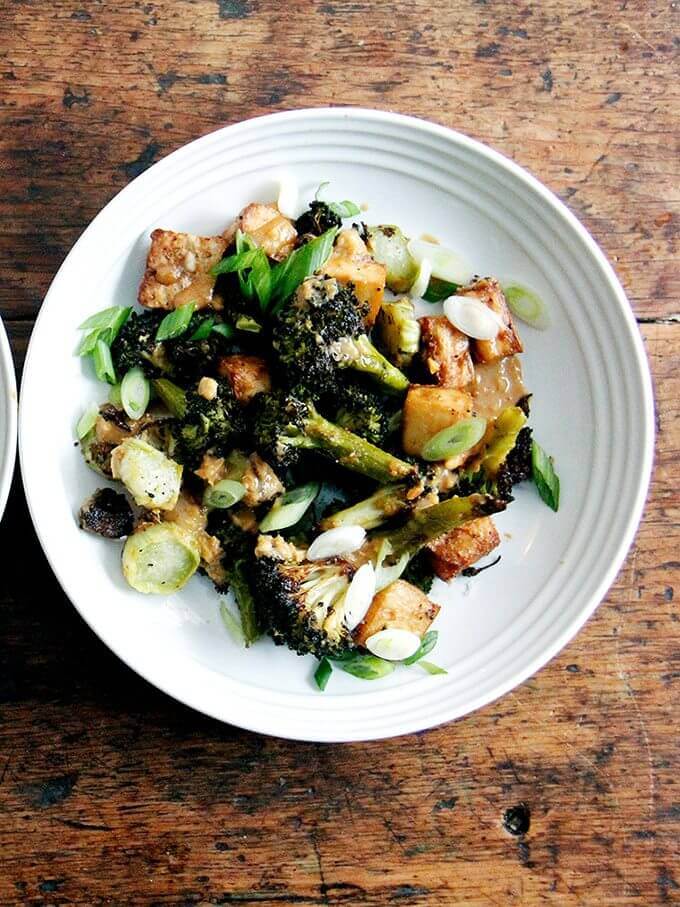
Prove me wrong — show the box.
[1,1,678,903]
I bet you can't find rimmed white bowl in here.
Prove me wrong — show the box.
[19,109,654,741]
[0,318,17,521]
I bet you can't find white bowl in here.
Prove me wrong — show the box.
[0,318,17,521]
[19,109,654,741]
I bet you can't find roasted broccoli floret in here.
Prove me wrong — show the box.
[295,201,342,237]
[401,550,435,594]
[456,407,533,502]
[334,383,394,446]
[271,277,409,398]
[110,310,165,377]
[252,389,415,483]
[163,314,223,383]
[254,493,504,658]
[171,379,246,467]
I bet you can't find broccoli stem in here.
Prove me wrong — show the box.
[320,483,411,531]
[226,561,261,646]
[304,410,415,483]
[382,494,506,560]
[330,335,410,394]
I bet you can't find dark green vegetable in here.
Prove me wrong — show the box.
[314,657,333,691]
[334,383,395,446]
[77,306,132,355]
[401,550,436,594]
[423,277,459,303]
[189,316,215,340]
[402,630,438,665]
[110,309,165,377]
[171,380,246,466]
[210,246,266,278]
[531,440,560,511]
[152,378,187,418]
[156,302,196,342]
[93,339,117,385]
[269,228,338,312]
[252,389,415,483]
[295,201,342,237]
[339,654,395,680]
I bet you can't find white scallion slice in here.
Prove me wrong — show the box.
[443,295,505,340]
[421,417,487,462]
[259,482,320,533]
[365,628,421,662]
[344,563,377,631]
[504,283,550,330]
[120,367,151,421]
[122,523,200,594]
[307,525,366,561]
[373,538,410,591]
[203,479,246,510]
[409,257,432,299]
[407,238,472,284]
[277,175,299,220]
[75,402,99,440]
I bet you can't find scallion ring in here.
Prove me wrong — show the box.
[421,417,487,462]
[203,480,246,510]
[120,367,151,421]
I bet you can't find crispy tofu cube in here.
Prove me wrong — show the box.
[217,355,271,403]
[402,385,473,457]
[224,203,297,261]
[138,229,227,311]
[427,516,500,581]
[321,229,386,326]
[353,580,440,647]
[457,278,523,363]
[419,315,474,388]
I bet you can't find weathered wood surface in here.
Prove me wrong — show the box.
[0,1,678,903]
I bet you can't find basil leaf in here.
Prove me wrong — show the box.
[402,630,438,665]
[417,660,448,676]
[531,440,560,511]
[189,316,215,340]
[155,302,196,342]
[339,654,395,680]
[314,657,333,691]
[423,278,459,303]
[270,227,338,312]
[329,200,361,218]
[212,323,234,340]
[93,338,117,385]
[210,247,263,277]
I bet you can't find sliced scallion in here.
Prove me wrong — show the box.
[339,654,395,680]
[417,660,447,675]
[189,316,215,340]
[504,283,550,330]
[219,600,246,646]
[259,482,320,532]
[120,367,151,420]
[203,479,246,510]
[402,630,438,665]
[314,657,333,691]
[531,440,560,511]
[212,323,234,340]
[421,417,487,462]
[108,382,123,407]
[75,402,99,440]
[155,302,196,342]
[235,314,262,333]
[93,338,117,385]
[152,378,187,418]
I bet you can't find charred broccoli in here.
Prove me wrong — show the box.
[295,201,342,237]
[163,313,224,383]
[271,277,409,398]
[334,383,394,446]
[252,389,415,483]
[456,407,533,502]
[110,309,165,377]
[171,379,246,467]
[401,549,435,594]
[254,493,504,658]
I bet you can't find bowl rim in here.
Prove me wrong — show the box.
[18,107,655,740]
[0,317,17,523]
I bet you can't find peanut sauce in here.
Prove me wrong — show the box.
[472,355,526,421]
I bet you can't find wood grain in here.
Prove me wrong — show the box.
[0,0,678,904]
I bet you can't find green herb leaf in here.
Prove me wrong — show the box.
[338,654,396,680]
[93,338,117,385]
[210,247,263,278]
[75,402,99,440]
[329,200,361,219]
[417,660,448,675]
[120,367,151,420]
[155,302,196,342]
[402,630,438,665]
[212,323,234,340]
[219,600,246,646]
[203,479,246,509]
[189,316,215,340]
[421,418,487,462]
[423,278,459,303]
[531,440,560,511]
[270,227,338,311]
[152,378,187,418]
[314,657,333,691]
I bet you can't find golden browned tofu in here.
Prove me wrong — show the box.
[138,229,227,311]
[457,278,523,363]
[419,315,474,388]
[321,228,386,326]
[427,516,500,581]
[353,580,440,647]
[217,355,271,402]
[225,203,297,261]
[401,385,474,457]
